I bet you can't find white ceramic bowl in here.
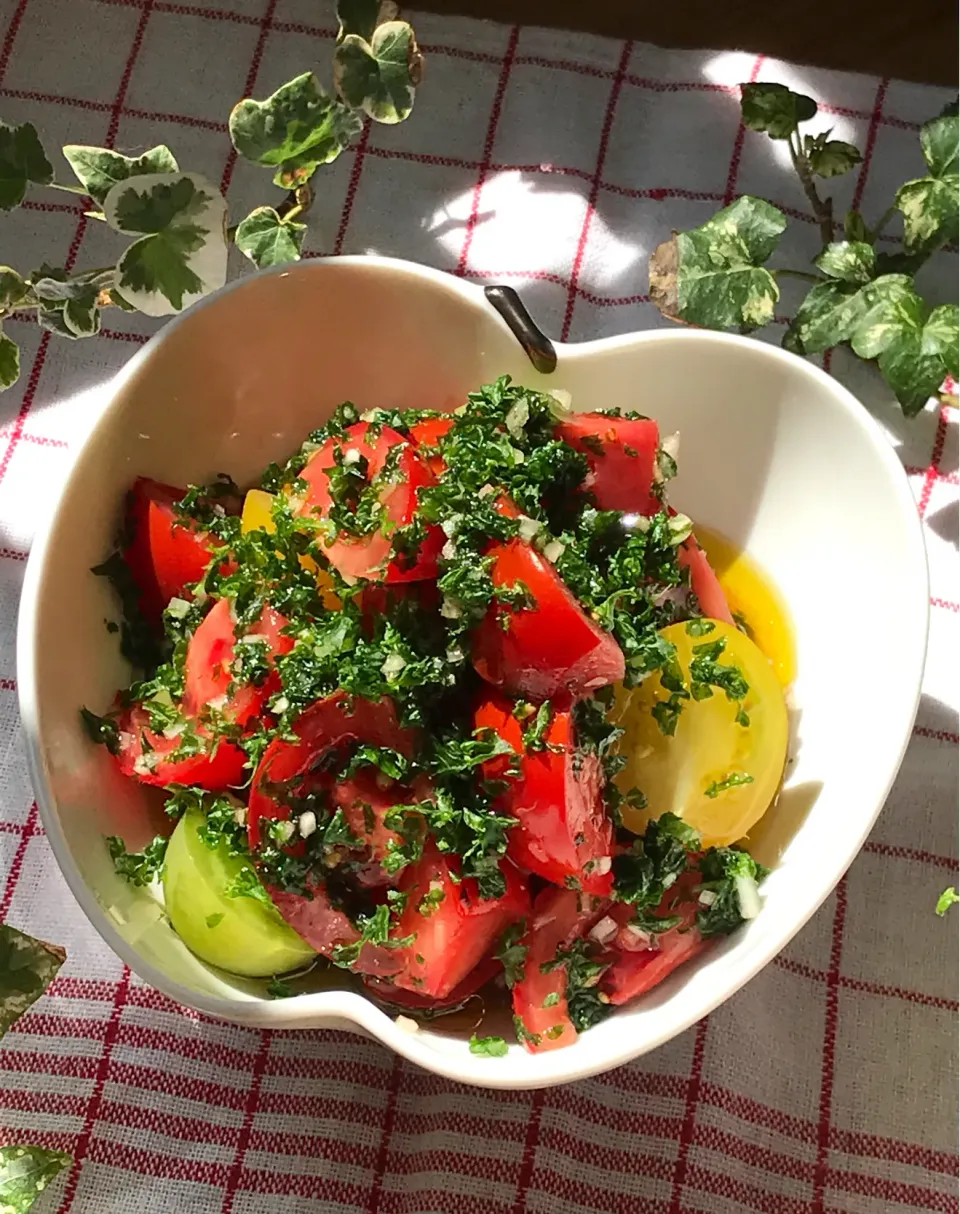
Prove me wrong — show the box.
[17,256,928,1089]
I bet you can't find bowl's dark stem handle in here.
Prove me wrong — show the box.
[484,285,558,375]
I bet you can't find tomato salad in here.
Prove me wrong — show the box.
[87,377,783,1056]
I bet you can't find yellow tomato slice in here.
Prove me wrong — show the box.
[240,489,340,610]
[614,619,788,847]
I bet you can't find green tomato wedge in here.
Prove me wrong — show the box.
[162,810,316,977]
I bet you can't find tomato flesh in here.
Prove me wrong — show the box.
[472,538,625,699]
[247,691,416,850]
[511,887,608,1053]
[600,877,707,1005]
[296,422,443,583]
[115,704,246,791]
[408,416,453,477]
[363,955,501,1014]
[183,597,293,726]
[390,843,530,1000]
[678,535,734,624]
[124,477,218,621]
[475,692,613,895]
[555,414,659,515]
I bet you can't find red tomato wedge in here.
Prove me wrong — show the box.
[475,692,613,896]
[678,535,734,624]
[555,413,659,515]
[182,597,294,726]
[267,878,403,979]
[511,887,608,1053]
[408,416,453,477]
[600,876,708,1005]
[363,955,501,1013]
[332,769,427,869]
[115,704,246,791]
[247,691,416,851]
[295,422,443,583]
[123,477,219,621]
[390,843,530,1000]
[472,538,625,699]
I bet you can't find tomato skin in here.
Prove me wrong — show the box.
[247,691,416,850]
[472,538,625,699]
[555,414,660,515]
[408,416,453,477]
[182,597,293,726]
[390,843,530,1000]
[267,878,403,979]
[124,478,218,620]
[600,878,708,1005]
[678,535,734,624]
[296,422,443,583]
[115,704,246,791]
[511,886,608,1054]
[475,692,613,896]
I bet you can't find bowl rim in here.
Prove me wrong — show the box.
[16,254,929,1089]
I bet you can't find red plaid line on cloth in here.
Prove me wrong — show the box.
[1,3,958,1212]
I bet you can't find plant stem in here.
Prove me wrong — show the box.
[775,268,822,283]
[44,181,89,197]
[870,205,897,241]
[788,135,834,247]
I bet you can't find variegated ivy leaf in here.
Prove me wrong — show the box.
[786,273,912,356]
[922,304,960,380]
[0,1145,72,1214]
[63,143,179,206]
[334,21,422,124]
[0,267,29,313]
[103,172,228,317]
[234,206,305,268]
[895,114,959,252]
[337,0,398,41]
[844,210,871,243]
[229,73,362,188]
[649,196,787,331]
[0,121,53,211]
[740,82,817,139]
[813,240,876,284]
[803,132,862,178]
[0,329,19,389]
[31,270,106,339]
[0,923,65,1037]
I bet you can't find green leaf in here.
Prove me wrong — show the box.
[31,273,104,339]
[468,1033,508,1057]
[740,82,817,139]
[936,886,959,915]
[0,1145,72,1214]
[848,274,922,359]
[229,73,362,188]
[894,114,959,252]
[337,0,397,41]
[334,21,422,124]
[649,197,787,331]
[790,280,868,354]
[0,267,29,312]
[844,210,871,243]
[921,114,959,177]
[0,329,19,389]
[814,240,876,283]
[234,206,305,268]
[0,924,65,1038]
[878,336,945,416]
[104,172,227,316]
[804,132,862,178]
[0,121,53,210]
[922,304,959,379]
[62,143,179,205]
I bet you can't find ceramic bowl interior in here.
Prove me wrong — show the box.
[18,257,928,1089]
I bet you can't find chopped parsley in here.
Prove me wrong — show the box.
[696,847,768,937]
[469,1034,509,1057]
[704,771,755,798]
[107,834,168,886]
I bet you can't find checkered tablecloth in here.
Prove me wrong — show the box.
[1,1,957,1210]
